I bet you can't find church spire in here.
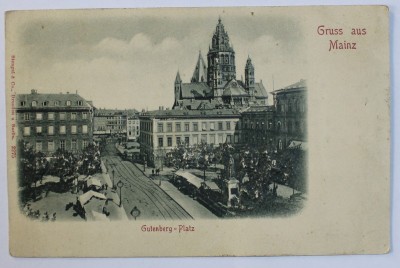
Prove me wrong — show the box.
[175,71,182,84]
[191,51,207,83]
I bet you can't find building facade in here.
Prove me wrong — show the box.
[16,89,94,154]
[173,18,268,110]
[127,114,140,141]
[240,79,307,151]
[139,108,241,165]
[93,109,138,138]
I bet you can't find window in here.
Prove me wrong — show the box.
[157,123,164,133]
[77,100,83,106]
[48,112,54,120]
[210,122,215,131]
[202,122,207,131]
[36,113,43,120]
[167,137,172,147]
[201,134,207,143]
[83,140,88,149]
[71,140,77,150]
[60,140,65,151]
[218,134,223,144]
[42,101,48,107]
[226,135,232,143]
[66,100,71,106]
[218,122,223,130]
[20,101,26,107]
[23,127,30,136]
[193,135,198,144]
[36,126,42,134]
[82,112,88,119]
[31,101,37,107]
[210,135,215,144]
[234,135,239,143]
[176,123,181,132]
[278,140,283,150]
[60,125,66,134]
[176,137,181,145]
[82,125,88,134]
[185,136,190,144]
[35,141,42,151]
[226,122,231,130]
[71,113,77,120]
[158,137,164,147]
[54,101,60,107]
[48,141,54,152]
[193,123,198,131]
[24,113,30,120]
[167,123,172,132]
[185,123,190,132]
[60,113,66,120]
[48,126,54,135]
[71,125,77,134]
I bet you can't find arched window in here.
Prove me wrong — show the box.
[277,121,281,132]
[31,101,37,107]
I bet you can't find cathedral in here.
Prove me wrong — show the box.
[173,18,268,110]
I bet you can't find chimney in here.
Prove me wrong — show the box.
[31,89,37,94]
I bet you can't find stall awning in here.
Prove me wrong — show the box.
[175,170,220,191]
[288,140,307,150]
[79,190,107,205]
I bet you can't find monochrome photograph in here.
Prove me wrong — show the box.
[12,10,307,221]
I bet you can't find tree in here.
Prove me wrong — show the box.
[78,143,102,175]
[277,146,306,193]
[51,149,78,182]
[18,141,49,200]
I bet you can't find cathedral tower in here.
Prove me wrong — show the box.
[245,56,255,100]
[207,18,236,99]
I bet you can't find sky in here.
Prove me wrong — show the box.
[13,8,307,110]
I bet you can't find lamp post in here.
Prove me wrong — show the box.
[117,180,124,207]
[130,206,141,220]
[111,168,115,188]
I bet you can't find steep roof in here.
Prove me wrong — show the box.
[181,82,213,99]
[16,90,93,110]
[254,82,268,99]
[222,79,248,97]
[191,52,207,83]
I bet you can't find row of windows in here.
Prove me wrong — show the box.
[20,100,84,108]
[23,112,88,121]
[23,125,88,136]
[157,133,239,148]
[34,139,89,152]
[157,121,235,133]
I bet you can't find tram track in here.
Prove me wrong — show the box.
[102,144,192,220]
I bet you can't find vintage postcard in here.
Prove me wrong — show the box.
[5,6,390,257]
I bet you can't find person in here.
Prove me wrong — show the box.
[105,183,108,190]
[51,213,56,221]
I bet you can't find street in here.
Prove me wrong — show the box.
[102,142,193,220]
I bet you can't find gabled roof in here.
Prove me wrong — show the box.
[254,82,268,99]
[222,79,248,97]
[181,82,213,99]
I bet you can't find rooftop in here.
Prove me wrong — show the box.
[16,89,93,110]
[140,108,241,119]
[272,79,307,95]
